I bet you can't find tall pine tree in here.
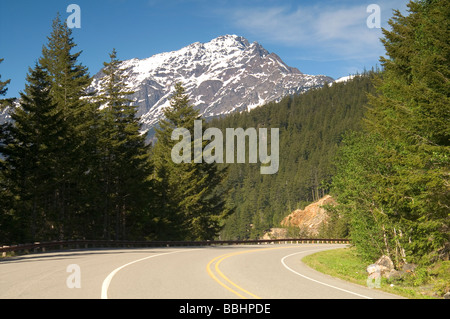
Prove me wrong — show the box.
[1,63,65,242]
[37,14,95,239]
[96,49,153,240]
[152,83,229,240]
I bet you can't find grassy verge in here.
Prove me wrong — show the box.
[302,246,448,299]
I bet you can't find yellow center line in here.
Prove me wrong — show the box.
[206,246,296,299]
[215,251,262,299]
[206,253,248,299]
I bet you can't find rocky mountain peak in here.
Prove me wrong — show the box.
[91,35,335,134]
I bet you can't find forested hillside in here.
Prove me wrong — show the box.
[209,73,377,240]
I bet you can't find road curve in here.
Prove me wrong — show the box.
[0,244,404,299]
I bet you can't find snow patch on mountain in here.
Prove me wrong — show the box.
[334,75,356,83]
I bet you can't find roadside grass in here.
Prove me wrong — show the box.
[302,246,448,299]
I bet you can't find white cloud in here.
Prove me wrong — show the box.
[227,1,409,61]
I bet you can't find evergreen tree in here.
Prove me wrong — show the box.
[1,63,65,242]
[37,14,94,239]
[96,49,153,240]
[39,15,91,118]
[331,132,392,262]
[152,83,229,240]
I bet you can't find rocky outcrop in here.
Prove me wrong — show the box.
[280,195,337,236]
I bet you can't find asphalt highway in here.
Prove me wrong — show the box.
[0,244,404,299]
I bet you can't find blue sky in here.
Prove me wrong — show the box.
[0,0,410,99]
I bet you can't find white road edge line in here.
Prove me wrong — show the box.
[281,249,373,299]
[101,249,197,299]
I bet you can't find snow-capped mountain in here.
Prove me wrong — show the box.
[1,35,335,132]
[89,35,334,133]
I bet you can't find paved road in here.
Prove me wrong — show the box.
[0,244,404,299]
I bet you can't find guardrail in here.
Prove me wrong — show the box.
[1,238,350,257]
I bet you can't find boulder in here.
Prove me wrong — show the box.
[375,255,395,276]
